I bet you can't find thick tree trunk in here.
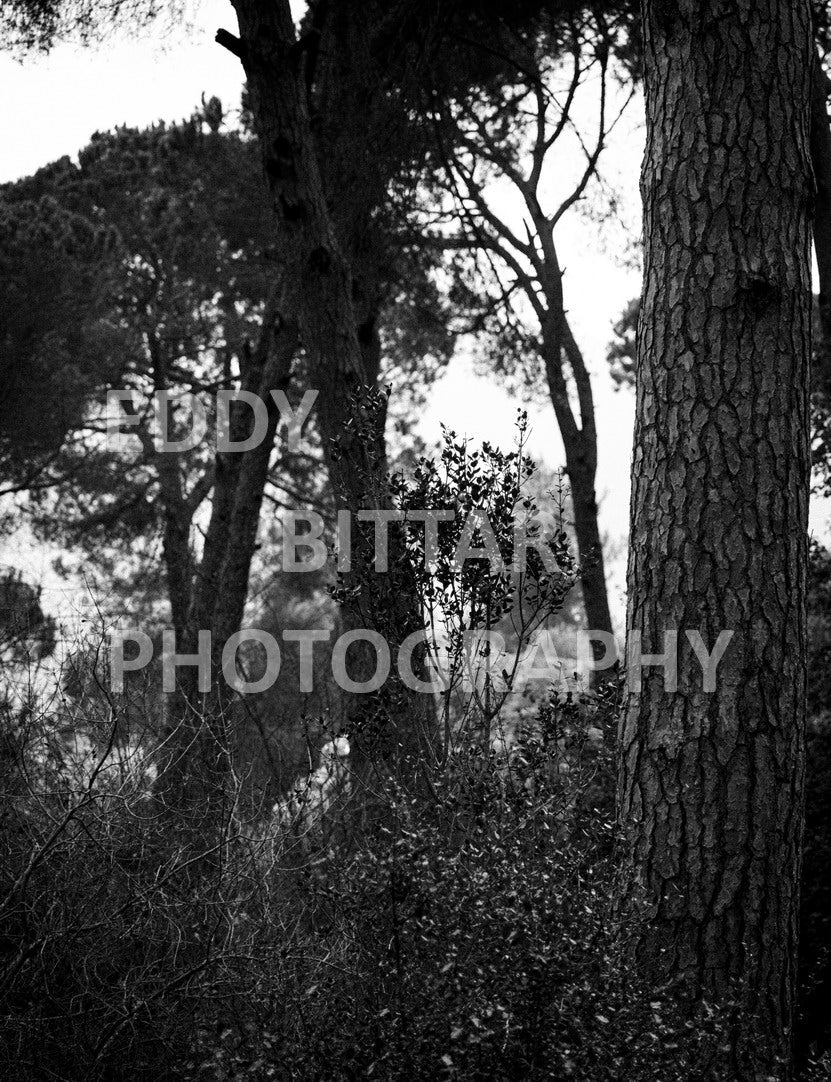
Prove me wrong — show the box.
[811,46,831,383]
[617,2,812,1077]
[223,2,379,496]
[222,0,437,787]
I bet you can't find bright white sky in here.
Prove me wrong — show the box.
[1,1,824,633]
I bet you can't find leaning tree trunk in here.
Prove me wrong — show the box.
[152,292,297,811]
[221,0,437,791]
[559,320,615,653]
[565,446,615,671]
[540,306,616,667]
[618,2,813,1078]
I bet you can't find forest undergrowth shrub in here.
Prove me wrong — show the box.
[4,680,830,1081]
[188,677,819,1082]
[5,415,829,1080]
[0,675,625,1080]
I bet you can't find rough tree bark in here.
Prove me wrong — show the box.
[811,45,831,382]
[617,1,813,1077]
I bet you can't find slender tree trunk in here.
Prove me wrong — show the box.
[617,2,812,1077]
[211,330,298,645]
[153,301,298,828]
[559,321,615,652]
[566,454,613,641]
[541,308,616,665]
[155,462,193,638]
[185,289,289,641]
[137,333,195,638]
